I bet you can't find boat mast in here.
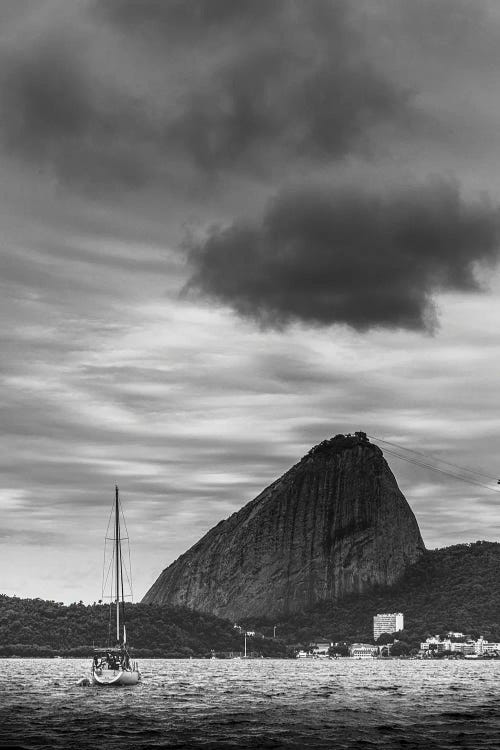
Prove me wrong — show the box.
[115,485,120,643]
[119,506,126,644]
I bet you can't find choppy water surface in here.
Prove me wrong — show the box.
[1,658,500,749]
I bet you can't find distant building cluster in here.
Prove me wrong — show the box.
[291,611,500,660]
[420,636,500,657]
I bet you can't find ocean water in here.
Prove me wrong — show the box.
[1,658,500,749]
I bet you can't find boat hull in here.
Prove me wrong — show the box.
[92,669,141,686]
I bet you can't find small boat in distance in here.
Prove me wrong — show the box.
[91,486,141,686]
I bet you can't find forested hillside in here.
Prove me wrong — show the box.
[2,542,499,657]
[246,542,500,650]
[0,597,286,658]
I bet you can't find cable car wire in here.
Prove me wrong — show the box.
[379,446,500,493]
[367,435,500,493]
[367,434,498,482]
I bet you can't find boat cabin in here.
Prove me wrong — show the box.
[92,646,131,672]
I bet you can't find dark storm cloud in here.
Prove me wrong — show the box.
[0,0,411,189]
[185,180,500,332]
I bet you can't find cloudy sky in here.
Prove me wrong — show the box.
[2,0,500,604]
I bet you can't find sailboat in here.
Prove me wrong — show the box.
[91,486,141,686]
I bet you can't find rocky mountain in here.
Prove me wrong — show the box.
[142,433,425,619]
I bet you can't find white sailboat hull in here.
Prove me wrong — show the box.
[92,668,141,686]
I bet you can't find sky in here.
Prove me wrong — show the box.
[2,0,500,604]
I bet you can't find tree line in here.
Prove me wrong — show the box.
[3,541,499,658]
[0,596,287,658]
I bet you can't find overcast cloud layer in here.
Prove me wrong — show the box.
[0,1,411,188]
[1,1,500,603]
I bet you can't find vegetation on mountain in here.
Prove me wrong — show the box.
[3,541,499,657]
[244,542,500,651]
[0,597,286,658]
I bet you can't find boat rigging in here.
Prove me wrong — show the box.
[91,486,141,686]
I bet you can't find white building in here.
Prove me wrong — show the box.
[448,641,475,655]
[420,637,452,653]
[373,612,404,640]
[350,643,377,658]
[476,638,500,655]
[420,636,441,652]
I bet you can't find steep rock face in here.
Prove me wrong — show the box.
[142,434,425,619]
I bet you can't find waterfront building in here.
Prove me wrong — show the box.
[477,640,500,655]
[420,637,444,652]
[475,637,486,655]
[373,612,404,640]
[419,636,500,657]
[450,642,476,655]
[350,643,377,658]
[310,641,333,656]
[420,637,457,653]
